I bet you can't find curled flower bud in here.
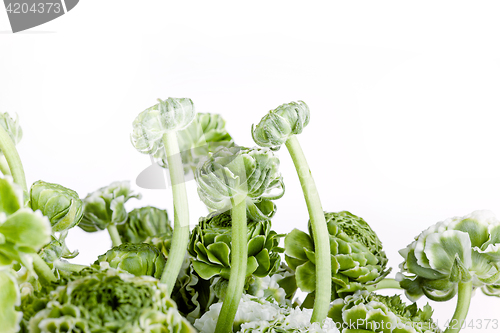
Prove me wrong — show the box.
[78,181,141,232]
[285,211,390,298]
[252,101,310,149]
[95,243,166,279]
[0,112,23,152]
[195,146,284,221]
[29,180,83,232]
[188,211,282,280]
[397,210,500,302]
[131,97,196,156]
[116,206,172,244]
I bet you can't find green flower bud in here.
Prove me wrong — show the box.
[29,180,83,232]
[188,210,283,280]
[398,210,500,302]
[116,206,172,244]
[195,146,284,221]
[285,211,390,299]
[156,113,235,174]
[78,181,141,232]
[252,101,310,149]
[328,290,440,333]
[95,243,166,279]
[22,266,196,333]
[131,97,196,156]
[0,112,23,153]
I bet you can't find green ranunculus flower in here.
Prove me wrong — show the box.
[156,112,235,174]
[131,97,196,156]
[29,180,83,232]
[285,211,390,299]
[397,210,500,302]
[188,210,283,281]
[21,265,196,333]
[78,181,141,232]
[95,243,166,279]
[328,290,440,333]
[251,101,310,149]
[116,206,172,244]
[195,146,284,221]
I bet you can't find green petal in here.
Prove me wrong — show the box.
[247,235,265,257]
[295,261,316,293]
[453,218,489,248]
[424,230,472,273]
[192,261,222,279]
[284,229,313,261]
[206,242,230,267]
[406,249,447,280]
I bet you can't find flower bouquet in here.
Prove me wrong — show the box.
[1,99,499,333]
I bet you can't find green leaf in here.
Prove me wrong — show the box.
[0,269,21,333]
[0,209,51,250]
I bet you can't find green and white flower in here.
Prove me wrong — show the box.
[195,295,340,333]
[188,210,283,281]
[397,210,500,302]
[328,290,440,333]
[196,146,284,221]
[78,181,141,248]
[131,97,196,156]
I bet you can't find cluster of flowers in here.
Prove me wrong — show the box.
[0,98,499,333]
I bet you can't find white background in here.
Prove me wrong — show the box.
[1,2,500,331]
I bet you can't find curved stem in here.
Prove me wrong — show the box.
[160,132,190,295]
[32,253,56,285]
[285,135,331,324]
[107,224,122,247]
[53,260,87,273]
[215,195,247,333]
[444,280,473,333]
[0,155,11,175]
[366,278,402,292]
[0,125,26,192]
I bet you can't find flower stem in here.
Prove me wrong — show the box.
[444,280,473,333]
[285,135,331,324]
[215,195,247,333]
[366,278,402,292]
[160,131,190,295]
[0,155,11,175]
[107,224,122,247]
[53,260,87,273]
[32,253,56,285]
[0,125,27,192]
